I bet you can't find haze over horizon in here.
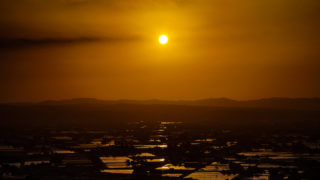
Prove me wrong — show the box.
[1,0,320,102]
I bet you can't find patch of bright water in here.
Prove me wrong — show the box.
[101,169,133,174]
[156,164,195,171]
[134,144,167,149]
[100,156,131,168]
[146,158,165,163]
[186,171,237,180]
[202,162,230,171]
[135,152,155,157]
[162,173,183,177]
[54,149,75,154]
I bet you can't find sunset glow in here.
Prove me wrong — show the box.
[0,0,319,101]
[0,1,319,179]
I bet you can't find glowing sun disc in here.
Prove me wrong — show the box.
[159,35,168,44]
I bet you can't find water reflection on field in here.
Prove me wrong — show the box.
[187,171,237,180]
[0,120,320,179]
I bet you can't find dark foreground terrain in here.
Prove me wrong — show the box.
[0,98,320,179]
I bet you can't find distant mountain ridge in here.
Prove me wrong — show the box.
[29,97,320,111]
[1,97,319,130]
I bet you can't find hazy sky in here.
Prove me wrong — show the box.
[0,0,320,102]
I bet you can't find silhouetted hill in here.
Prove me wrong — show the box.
[35,97,320,111]
[1,98,320,133]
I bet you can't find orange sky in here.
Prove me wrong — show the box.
[0,0,320,102]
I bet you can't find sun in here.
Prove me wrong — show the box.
[159,35,168,44]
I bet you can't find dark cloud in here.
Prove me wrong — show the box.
[0,36,141,49]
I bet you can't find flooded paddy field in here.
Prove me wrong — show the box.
[1,103,320,179]
[1,119,320,180]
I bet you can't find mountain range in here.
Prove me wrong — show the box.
[21,97,320,111]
